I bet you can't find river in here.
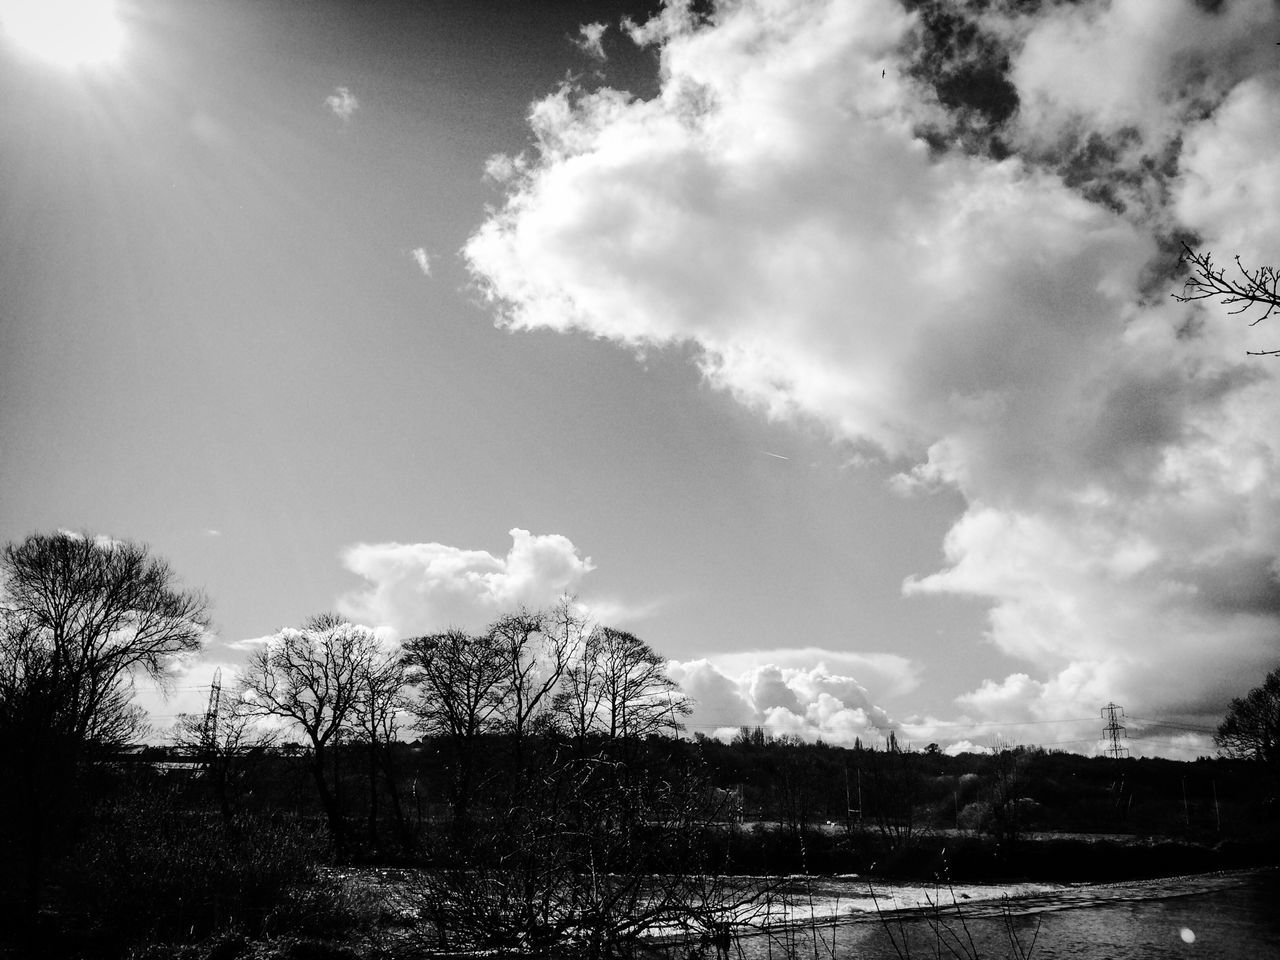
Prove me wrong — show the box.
[718,868,1280,960]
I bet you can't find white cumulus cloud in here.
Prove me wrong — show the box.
[668,657,899,746]
[337,528,595,636]
[463,0,1280,748]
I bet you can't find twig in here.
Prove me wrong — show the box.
[1174,244,1280,355]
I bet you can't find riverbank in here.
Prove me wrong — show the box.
[700,822,1280,882]
[309,862,1277,958]
[713,866,1272,929]
[102,861,1277,960]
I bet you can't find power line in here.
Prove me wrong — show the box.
[1128,716,1218,734]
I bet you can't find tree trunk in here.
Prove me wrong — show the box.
[366,740,380,851]
[310,743,345,852]
[378,746,412,849]
[215,759,233,824]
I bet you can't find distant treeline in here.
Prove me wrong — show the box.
[2,531,1277,959]
[118,728,1278,854]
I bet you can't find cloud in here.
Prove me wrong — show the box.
[574,22,608,61]
[1175,73,1280,265]
[337,528,595,636]
[464,0,1280,750]
[668,657,899,746]
[227,633,275,652]
[484,153,525,184]
[410,247,432,276]
[1010,0,1277,158]
[944,740,993,758]
[132,657,244,737]
[325,86,359,121]
[57,529,125,549]
[707,647,920,698]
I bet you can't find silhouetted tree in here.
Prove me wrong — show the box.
[0,531,209,749]
[403,627,507,824]
[492,604,579,770]
[0,531,208,926]
[590,627,691,743]
[864,734,922,855]
[1215,666,1280,777]
[172,692,277,822]
[238,613,384,850]
[351,643,409,849]
[556,628,606,751]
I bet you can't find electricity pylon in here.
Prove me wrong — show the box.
[199,667,223,762]
[1101,701,1128,759]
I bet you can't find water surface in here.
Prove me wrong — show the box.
[725,869,1279,960]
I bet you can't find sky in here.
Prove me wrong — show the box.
[2,0,1278,759]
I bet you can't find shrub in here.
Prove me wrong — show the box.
[56,785,327,954]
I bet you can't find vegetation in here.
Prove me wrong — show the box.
[0,532,209,938]
[1215,666,1280,777]
[1,529,1277,959]
[1175,245,1280,354]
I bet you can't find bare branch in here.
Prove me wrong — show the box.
[1215,666,1280,769]
[1174,244,1280,355]
[0,531,209,750]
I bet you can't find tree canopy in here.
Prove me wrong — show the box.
[1215,665,1280,772]
[0,531,209,749]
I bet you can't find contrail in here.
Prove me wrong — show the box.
[763,451,791,460]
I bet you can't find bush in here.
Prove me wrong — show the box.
[55,784,328,955]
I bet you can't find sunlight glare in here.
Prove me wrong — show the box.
[0,0,124,68]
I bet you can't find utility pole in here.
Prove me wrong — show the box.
[1101,702,1128,759]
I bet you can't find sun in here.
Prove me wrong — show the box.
[0,0,125,68]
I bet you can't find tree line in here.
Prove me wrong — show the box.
[0,531,709,957]
[1,529,1277,958]
[217,600,690,853]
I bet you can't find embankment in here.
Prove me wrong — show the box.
[699,823,1280,882]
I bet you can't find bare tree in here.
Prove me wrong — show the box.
[238,613,383,849]
[403,627,508,824]
[1174,244,1280,354]
[491,605,579,771]
[0,531,209,750]
[404,729,757,959]
[863,734,923,855]
[0,531,209,925]
[592,627,691,743]
[555,627,606,751]
[1216,666,1280,775]
[350,644,409,849]
[172,690,278,823]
